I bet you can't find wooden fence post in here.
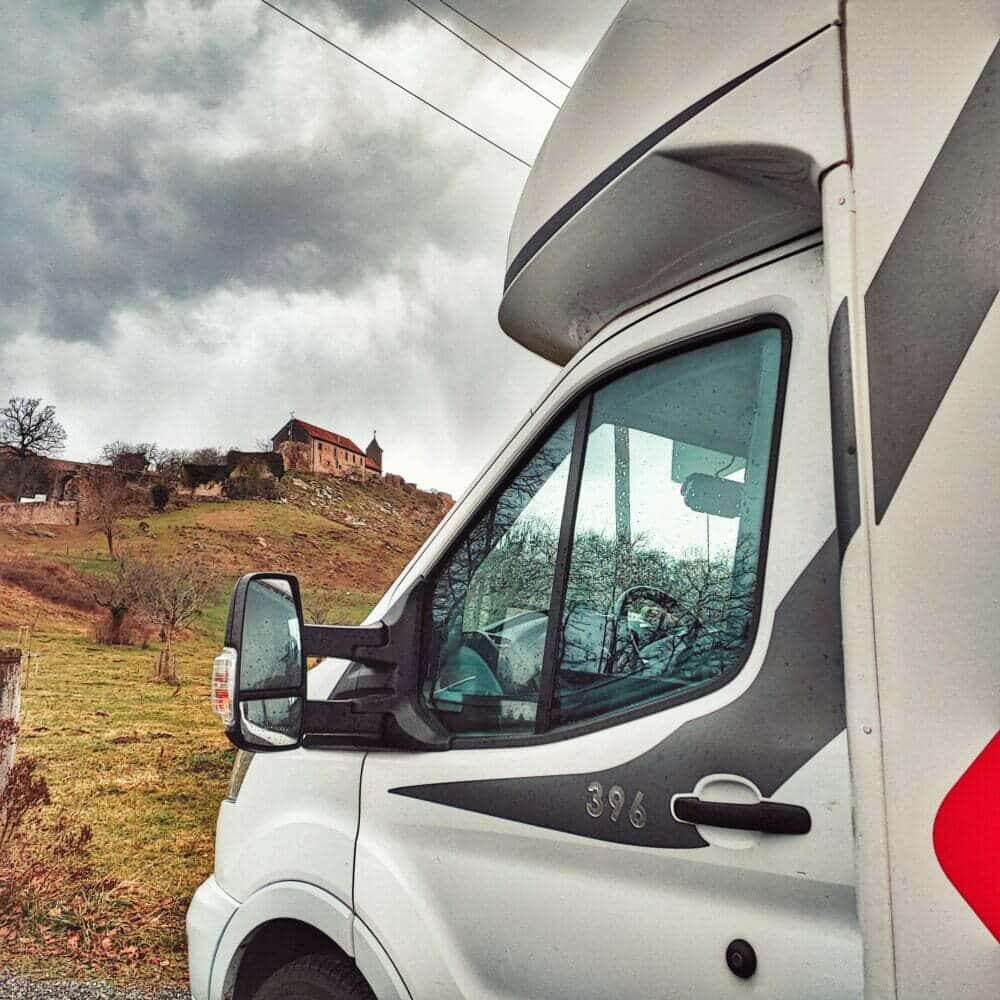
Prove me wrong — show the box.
[0,647,23,800]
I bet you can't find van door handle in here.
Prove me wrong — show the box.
[672,796,811,835]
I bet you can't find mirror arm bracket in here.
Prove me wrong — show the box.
[301,699,386,746]
[300,577,426,670]
[302,623,388,659]
[299,579,448,750]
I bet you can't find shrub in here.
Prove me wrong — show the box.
[92,557,154,646]
[137,559,214,685]
[0,751,50,854]
[1,717,51,856]
[0,561,100,613]
[149,482,170,512]
[92,610,149,647]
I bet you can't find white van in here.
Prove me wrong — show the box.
[186,2,999,998]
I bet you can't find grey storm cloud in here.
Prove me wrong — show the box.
[308,0,412,31]
[2,0,621,345]
[321,0,619,61]
[2,1,500,345]
[4,124,482,343]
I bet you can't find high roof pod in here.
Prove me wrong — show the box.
[499,0,846,363]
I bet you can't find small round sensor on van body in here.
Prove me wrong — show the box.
[726,939,757,979]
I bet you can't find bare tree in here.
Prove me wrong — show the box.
[83,469,132,557]
[92,556,148,645]
[155,447,193,482]
[99,440,132,466]
[190,446,227,465]
[0,397,67,500]
[140,561,214,685]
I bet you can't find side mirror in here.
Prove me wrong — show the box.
[218,573,307,750]
[215,572,448,753]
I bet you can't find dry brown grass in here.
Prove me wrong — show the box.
[0,814,188,983]
[0,480,444,984]
[0,617,230,985]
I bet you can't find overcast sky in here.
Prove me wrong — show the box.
[2,0,622,494]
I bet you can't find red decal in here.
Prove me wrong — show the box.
[933,731,1000,942]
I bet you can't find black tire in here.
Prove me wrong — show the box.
[252,952,375,1000]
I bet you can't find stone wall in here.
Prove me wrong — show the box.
[275,440,311,474]
[0,500,79,528]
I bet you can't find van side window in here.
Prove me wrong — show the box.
[422,325,785,738]
[550,329,783,728]
[424,417,575,734]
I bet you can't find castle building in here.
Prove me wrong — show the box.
[271,418,382,479]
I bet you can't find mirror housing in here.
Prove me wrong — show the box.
[220,572,448,753]
[222,573,307,751]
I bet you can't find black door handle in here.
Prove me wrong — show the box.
[673,796,811,835]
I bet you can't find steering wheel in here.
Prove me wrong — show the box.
[608,585,704,673]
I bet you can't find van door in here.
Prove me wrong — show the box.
[355,251,861,999]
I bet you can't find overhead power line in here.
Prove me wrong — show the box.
[435,0,571,89]
[398,0,560,109]
[260,0,532,168]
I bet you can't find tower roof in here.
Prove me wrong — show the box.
[365,431,383,469]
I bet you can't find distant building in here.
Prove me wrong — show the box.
[226,450,284,479]
[0,445,97,501]
[271,418,381,479]
[111,451,150,479]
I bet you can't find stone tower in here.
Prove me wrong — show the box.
[366,431,383,472]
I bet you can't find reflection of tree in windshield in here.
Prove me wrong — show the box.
[434,494,759,676]
[468,517,559,621]
[430,419,574,654]
[556,528,761,686]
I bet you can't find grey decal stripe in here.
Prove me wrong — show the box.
[829,298,860,558]
[392,534,845,849]
[865,41,1000,523]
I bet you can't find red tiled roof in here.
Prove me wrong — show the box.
[291,419,365,456]
[365,455,380,471]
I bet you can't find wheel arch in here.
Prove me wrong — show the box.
[210,881,411,1000]
[212,882,354,999]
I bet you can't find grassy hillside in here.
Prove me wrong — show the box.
[0,476,446,984]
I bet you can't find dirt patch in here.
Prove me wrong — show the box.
[0,581,95,632]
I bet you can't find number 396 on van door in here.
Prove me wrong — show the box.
[585,782,648,829]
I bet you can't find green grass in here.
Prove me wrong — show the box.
[47,553,118,578]
[0,484,439,981]
[198,591,232,637]
[9,624,232,896]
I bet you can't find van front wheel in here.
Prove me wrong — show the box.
[252,952,375,1000]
